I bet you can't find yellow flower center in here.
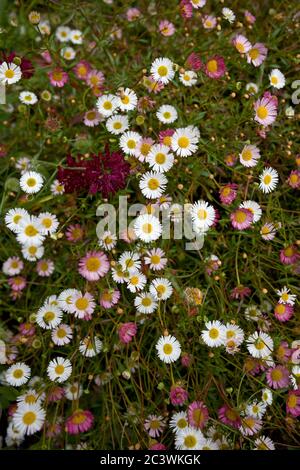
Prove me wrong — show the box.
[72,411,86,424]
[271,369,283,381]
[157,65,168,77]
[155,153,166,164]
[23,411,36,425]
[156,284,166,296]
[25,225,38,237]
[177,418,187,429]
[56,328,67,338]
[27,178,36,187]
[197,209,207,220]
[86,111,96,120]
[184,435,197,448]
[249,48,259,60]
[287,393,297,409]
[177,136,189,148]
[275,304,286,315]
[75,297,89,310]
[150,254,161,264]
[55,364,65,375]
[236,42,245,53]
[25,394,37,404]
[141,297,152,306]
[257,106,268,119]
[5,69,15,79]
[148,178,160,190]
[163,136,171,146]
[235,210,247,224]
[44,311,55,322]
[163,343,173,354]
[86,257,101,272]
[103,101,112,110]
[113,122,122,129]
[255,339,265,350]
[242,149,252,161]
[207,59,218,73]
[13,369,24,379]
[121,95,130,105]
[127,139,136,149]
[163,111,171,119]
[130,275,139,285]
[209,328,219,339]
[13,214,22,223]
[263,174,272,185]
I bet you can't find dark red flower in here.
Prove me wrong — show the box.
[58,146,130,198]
[1,52,34,79]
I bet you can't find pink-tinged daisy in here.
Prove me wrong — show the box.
[239,416,262,436]
[277,286,297,306]
[159,20,175,37]
[187,401,209,429]
[143,76,165,94]
[65,409,94,435]
[219,184,238,205]
[224,154,237,167]
[19,322,35,336]
[186,52,202,71]
[36,259,55,277]
[232,35,252,54]
[204,56,226,79]
[8,276,27,292]
[159,129,175,148]
[230,208,253,230]
[78,251,109,281]
[65,224,84,243]
[2,256,24,276]
[135,137,154,162]
[48,68,69,87]
[126,7,141,21]
[47,386,65,403]
[230,285,251,300]
[180,0,193,19]
[202,14,217,29]
[260,222,277,241]
[286,390,300,417]
[144,248,167,271]
[144,415,166,438]
[266,365,290,389]
[280,245,299,265]
[274,303,294,322]
[73,60,91,80]
[287,170,300,189]
[247,43,268,67]
[170,386,188,406]
[86,69,105,89]
[99,289,120,309]
[276,341,292,363]
[254,92,278,126]
[118,322,137,344]
[239,144,260,167]
[70,291,96,320]
[218,404,241,429]
[245,10,256,24]
[83,109,102,127]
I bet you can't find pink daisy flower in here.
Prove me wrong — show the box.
[276,341,292,363]
[135,137,154,162]
[66,409,94,434]
[73,60,91,80]
[47,386,65,403]
[286,390,300,417]
[19,322,35,336]
[118,322,137,344]
[280,245,299,265]
[46,421,62,438]
[2,256,24,276]
[71,291,96,320]
[230,285,251,300]
[187,401,209,429]
[99,289,120,309]
[230,208,253,230]
[8,276,27,291]
[170,386,188,406]
[232,34,252,54]
[180,0,193,19]
[218,404,241,429]
[159,129,175,147]
[260,222,277,241]
[254,92,278,127]
[225,154,237,167]
[181,353,192,367]
[219,184,238,205]
[240,416,262,436]
[159,20,175,37]
[274,303,294,322]
[144,75,165,94]
[247,43,268,67]
[86,69,105,89]
[48,68,69,87]
[287,170,300,189]
[245,10,256,24]
[83,109,102,127]
[78,251,110,281]
[41,50,52,64]
[126,7,141,21]
[186,52,202,71]
[204,56,226,79]
[144,415,166,438]
[266,365,290,389]
[202,14,217,29]
[65,224,84,243]
[36,259,55,277]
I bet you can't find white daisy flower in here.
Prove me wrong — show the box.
[201,320,226,347]
[70,29,83,44]
[134,214,162,242]
[169,411,188,433]
[111,266,128,284]
[246,331,274,358]
[96,94,118,117]
[15,156,31,173]
[106,114,129,135]
[261,388,273,405]
[144,247,167,271]
[39,20,51,36]
[0,62,22,84]
[254,436,275,450]
[47,357,72,383]
[79,337,102,357]
[36,304,63,330]
[126,271,147,293]
[37,212,59,234]
[119,131,141,155]
[175,426,204,450]
[55,25,71,42]
[58,289,80,313]
[134,292,158,314]
[98,230,117,250]
[64,382,83,401]
[171,126,200,157]
[239,200,262,223]
[156,104,178,124]
[5,208,29,233]
[246,401,267,419]
[119,251,141,273]
[246,82,258,94]
[150,277,173,300]
[50,179,65,195]
[2,257,23,276]
[117,87,137,111]
[61,46,76,61]
[244,305,262,322]
[22,244,44,262]
[259,167,279,193]
[139,171,167,199]
[179,70,197,87]
[16,216,45,246]
[222,7,236,23]
[156,335,181,363]
[269,69,285,89]
[224,323,244,347]
[70,291,96,319]
[16,389,44,406]
[239,144,260,167]
[20,171,44,194]
[190,200,215,231]
[191,0,206,8]
[51,324,73,346]
[276,286,297,305]
[6,362,31,387]
[12,402,46,436]
[150,57,175,84]
[19,91,38,105]
[147,144,174,173]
